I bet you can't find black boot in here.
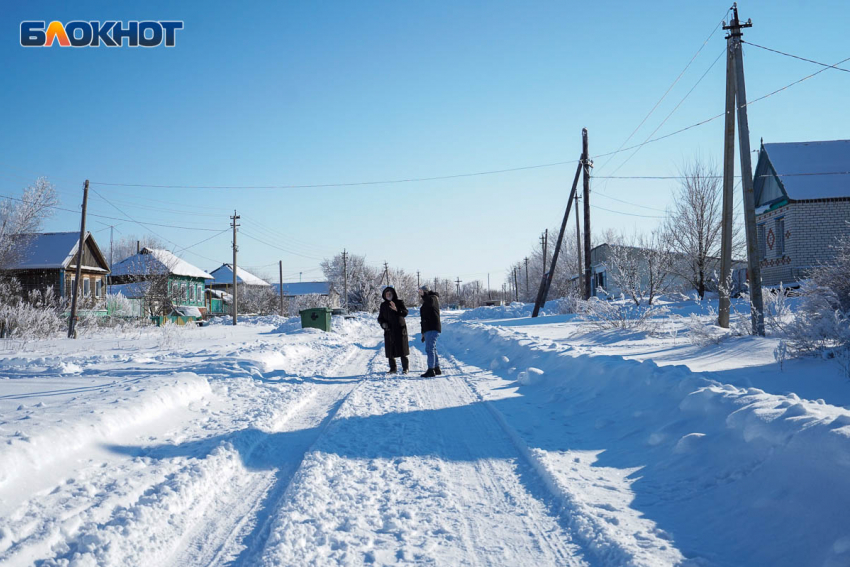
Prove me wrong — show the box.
[387,359,398,374]
[401,356,409,374]
[434,367,442,375]
[421,368,436,378]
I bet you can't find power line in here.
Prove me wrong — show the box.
[239,231,325,260]
[591,204,667,219]
[743,41,850,73]
[596,12,728,174]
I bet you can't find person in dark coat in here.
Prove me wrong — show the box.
[418,285,441,377]
[377,286,410,374]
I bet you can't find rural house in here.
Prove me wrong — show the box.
[109,248,213,317]
[1,231,110,315]
[753,139,850,287]
[206,264,270,290]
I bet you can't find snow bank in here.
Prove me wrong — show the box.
[445,320,850,567]
[0,373,211,489]
[458,301,561,321]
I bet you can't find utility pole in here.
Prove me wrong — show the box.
[231,210,240,326]
[434,277,438,293]
[475,281,480,307]
[513,269,519,302]
[342,249,348,313]
[575,192,582,280]
[416,270,420,289]
[724,4,765,336]
[582,128,593,300]
[502,283,506,303]
[68,180,89,339]
[279,260,284,316]
[718,18,738,329]
[540,230,548,275]
[487,274,491,299]
[455,277,462,306]
[109,225,114,269]
[532,156,583,317]
[383,261,389,286]
[524,257,529,298]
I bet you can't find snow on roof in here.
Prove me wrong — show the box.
[763,140,850,200]
[111,248,213,279]
[207,264,270,286]
[274,281,332,296]
[4,232,103,271]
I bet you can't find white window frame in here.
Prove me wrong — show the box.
[95,278,102,298]
[181,282,187,301]
[83,277,91,298]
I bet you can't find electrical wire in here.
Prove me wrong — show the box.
[238,231,325,261]
[742,41,850,73]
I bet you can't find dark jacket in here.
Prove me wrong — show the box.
[377,287,410,358]
[420,291,441,334]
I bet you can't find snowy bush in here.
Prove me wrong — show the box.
[576,297,668,332]
[0,284,64,339]
[685,313,725,346]
[106,292,136,317]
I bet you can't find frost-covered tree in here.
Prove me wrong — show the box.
[321,252,383,312]
[0,177,58,270]
[111,235,168,266]
[664,158,740,299]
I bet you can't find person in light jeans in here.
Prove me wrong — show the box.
[418,285,442,377]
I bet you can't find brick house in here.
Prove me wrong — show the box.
[753,139,850,287]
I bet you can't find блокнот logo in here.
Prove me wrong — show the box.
[21,21,183,47]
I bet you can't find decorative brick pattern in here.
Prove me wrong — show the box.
[756,199,850,286]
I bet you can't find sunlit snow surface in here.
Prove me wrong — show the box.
[1,303,849,566]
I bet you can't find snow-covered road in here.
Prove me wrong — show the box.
[2,312,850,566]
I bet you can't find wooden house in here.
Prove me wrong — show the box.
[206,264,271,290]
[1,231,110,315]
[109,247,212,317]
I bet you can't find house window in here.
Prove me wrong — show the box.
[83,278,91,297]
[197,285,203,303]
[181,283,187,301]
[775,218,785,256]
[68,276,76,298]
[758,224,766,260]
[189,284,195,302]
[96,278,102,298]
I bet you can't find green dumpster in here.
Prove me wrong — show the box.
[300,307,333,332]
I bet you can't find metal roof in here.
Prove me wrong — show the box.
[762,140,850,200]
[4,232,108,272]
[206,264,270,286]
[111,248,213,279]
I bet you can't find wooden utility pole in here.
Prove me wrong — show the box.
[231,210,240,326]
[513,269,519,301]
[532,158,583,317]
[455,277,462,305]
[487,274,491,299]
[279,260,284,316]
[575,192,582,279]
[540,230,548,275]
[67,180,89,339]
[434,277,438,293]
[724,4,765,336]
[343,249,348,312]
[582,128,593,300]
[383,261,389,286]
[718,22,738,329]
[109,225,114,269]
[416,270,420,288]
[524,257,529,297]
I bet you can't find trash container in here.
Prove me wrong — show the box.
[300,307,333,332]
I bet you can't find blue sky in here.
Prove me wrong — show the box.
[1,1,847,287]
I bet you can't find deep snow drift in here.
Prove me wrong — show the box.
[0,304,848,566]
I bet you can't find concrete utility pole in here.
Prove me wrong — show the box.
[582,128,593,300]
[434,277,438,293]
[279,260,284,316]
[487,274,491,299]
[109,225,114,269]
[68,180,89,339]
[383,262,389,286]
[724,3,765,336]
[343,249,348,313]
[540,230,548,275]
[416,270,420,289]
[718,19,738,329]
[231,210,240,326]
[455,277,462,305]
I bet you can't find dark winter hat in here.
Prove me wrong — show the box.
[382,286,398,300]
[419,284,430,292]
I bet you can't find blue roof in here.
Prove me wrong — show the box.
[761,140,850,201]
